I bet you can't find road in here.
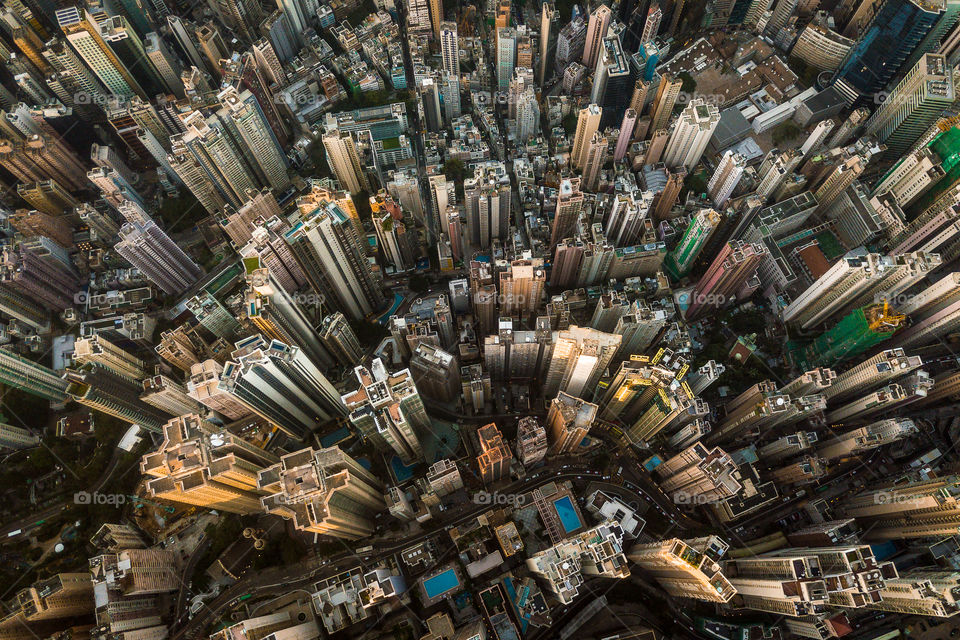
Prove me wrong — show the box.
[0,443,125,539]
[170,458,688,639]
[173,537,210,628]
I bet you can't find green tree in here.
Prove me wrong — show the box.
[678,71,697,94]
[443,159,466,183]
[772,120,802,145]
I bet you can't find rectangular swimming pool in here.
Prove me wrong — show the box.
[423,569,460,599]
[553,496,582,534]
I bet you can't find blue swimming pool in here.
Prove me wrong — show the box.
[423,569,460,599]
[553,496,582,534]
[391,455,416,482]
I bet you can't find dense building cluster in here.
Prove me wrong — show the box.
[2,0,960,637]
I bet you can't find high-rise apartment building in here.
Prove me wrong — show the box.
[321,129,369,194]
[187,359,252,419]
[409,343,460,402]
[628,537,736,602]
[543,325,621,398]
[708,151,747,207]
[516,416,547,466]
[686,240,767,320]
[526,523,629,605]
[220,335,346,439]
[663,99,721,170]
[65,363,171,432]
[648,74,683,135]
[664,208,721,279]
[582,3,612,68]
[546,391,598,455]
[141,414,279,514]
[572,104,603,169]
[73,334,148,383]
[342,358,429,463]
[286,200,385,320]
[259,446,385,539]
[866,54,954,155]
[116,220,204,295]
[477,423,512,484]
[55,5,146,99]
[141,374,205,417]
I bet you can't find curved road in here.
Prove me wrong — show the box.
[0,444,126,539]
[171,460,694,639]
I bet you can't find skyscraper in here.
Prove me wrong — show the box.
[686,240,767,319]
[115,220,204,295]
[141,414,279,514]
[628,537,736,602]
[550,178,584,248]
[321,129,369,194]
[286,200,385,320]
[65,363,171,432]
[546,391,598,455]
[865,53,954,155]
[258,446,386,539]
[572,104,603,169]
[526,523,630,605]
[583,3,613,68]
[582,132,609,190]
[663,99,720,170]
[0,241,79,311]
[543,325,622,398]
[516,416,547,466]
[464,163,512,247]
[841,475,960,538]
[497,27,517,90]
[477,423,513,484]
[0,347,68,402]
[243,259,333,369]
[218,87,291,192]
[664,208,721,279]
[648,73,683,135]
[539,2,558,83]
[708,151,747,207]
[591,33,634,128]
[318,312,364,366]
[342,358,429,463]
[832,0,945,104]
[73,334,148,383]
[222,335,346,438]
[440,21,459,76]
[187,359,251,419]
[615,109,638,161]
[56,5,146,99]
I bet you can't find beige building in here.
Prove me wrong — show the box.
[628,537,735,602]
[141,413,278,514]
[322,129,369,194]
[526,523,630,605]
[791,22,853,70]
[258,446,386,540]
[571,103,602,169]
[546,391,598,455]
